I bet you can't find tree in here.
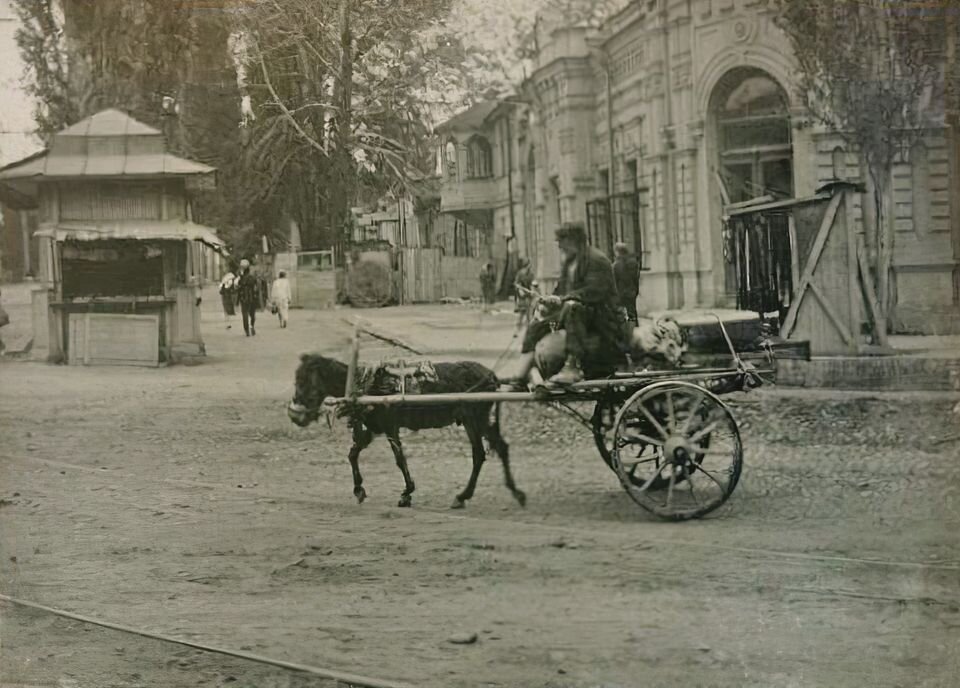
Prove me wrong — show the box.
[233,0,465,253]
[14,0,196,141]
[13,0,257,255]
[775,0,951,342]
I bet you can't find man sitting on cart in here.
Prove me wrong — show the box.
[510,221,626,387]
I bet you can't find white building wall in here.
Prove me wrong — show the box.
[0,0,42,167]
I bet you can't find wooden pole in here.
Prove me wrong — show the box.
[344,321,361,400]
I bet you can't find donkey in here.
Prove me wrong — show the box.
[287,354,526,509]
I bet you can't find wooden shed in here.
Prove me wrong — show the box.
[0,109,224,366]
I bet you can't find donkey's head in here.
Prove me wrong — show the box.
[288,354,346,427]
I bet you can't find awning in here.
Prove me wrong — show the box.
[35,220,226,250]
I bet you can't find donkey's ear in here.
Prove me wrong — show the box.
[300,353,311,363]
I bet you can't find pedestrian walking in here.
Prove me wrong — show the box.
[219,267,238,329]
[479,262,497,312]
[271,270,292,328]
[613,242,640,325]
[236,259,260,336]
[514,257,534,330]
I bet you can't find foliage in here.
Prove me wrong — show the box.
[12,0,73,140]
[12,0,258,255]
[13,0,194,141]
[774,0,951,337]
[233,0,470,251]
[775,0,946,177]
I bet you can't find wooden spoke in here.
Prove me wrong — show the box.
[633,460,671,494]
[638,403,669,440]
[665,462,677,509]
[678,392,705,435]
[683,464,702,506]
[688,420,721,445]
[694,464,732,490]
[622,455,663,471]
[689,445,735,458]
[617,432,665,448]
[666,390,676,433]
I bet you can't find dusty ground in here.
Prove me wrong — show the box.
[1,305,960,688]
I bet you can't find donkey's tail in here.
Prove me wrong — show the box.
[485,401,507,456]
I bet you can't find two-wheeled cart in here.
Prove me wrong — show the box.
[328,315,769,521]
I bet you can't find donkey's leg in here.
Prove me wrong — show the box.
[347,425,374,504]
[484,420,526,507]
[386,428,416,508]
[452,420,487,509]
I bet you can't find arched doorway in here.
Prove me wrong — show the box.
[709,67,793,301]
[712,67,793,202]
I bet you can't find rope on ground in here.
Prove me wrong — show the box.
[0,593,415,688]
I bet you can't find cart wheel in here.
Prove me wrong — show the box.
[611,381,743,520]
[592,399,661,490]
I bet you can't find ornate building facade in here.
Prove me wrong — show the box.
[437,0,958,333]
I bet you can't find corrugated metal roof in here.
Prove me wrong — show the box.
[0,109,215,181]
[35,220,225,248]
[57,109,162,137]
[0,151,214,180]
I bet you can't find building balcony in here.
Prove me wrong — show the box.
[439,176,500,216]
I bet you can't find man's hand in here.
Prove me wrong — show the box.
[541,295,562,307]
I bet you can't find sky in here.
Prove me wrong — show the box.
[0,0,42,167]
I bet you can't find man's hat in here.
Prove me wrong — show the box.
[555,221,586,243]
[239,259,251,268]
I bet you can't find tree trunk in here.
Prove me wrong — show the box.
[871,167,893,345]
[331,0,354,260]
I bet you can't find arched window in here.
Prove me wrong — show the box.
[445,140,457,177]
[711,67,793,203]
[832,145,846,180]
[466,136,493,179]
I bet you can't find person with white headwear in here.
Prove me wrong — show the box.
[218,264,238,329]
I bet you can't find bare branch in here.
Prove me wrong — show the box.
[258,48,330,158]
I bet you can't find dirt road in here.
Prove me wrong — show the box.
[1,308,959,687]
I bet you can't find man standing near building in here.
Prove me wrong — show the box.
[613,242,640,325]
[236,259,259,336]
[271,270,292,329]
[479,262,497,312]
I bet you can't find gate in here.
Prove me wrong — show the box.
[725,184,877,355]
[399,247,442,304]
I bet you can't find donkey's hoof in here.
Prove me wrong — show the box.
[398,495,412,508]
[450,498,466,510]
[514,490,527,508]
[354,487,367,504]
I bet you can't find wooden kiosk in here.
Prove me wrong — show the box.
[0,109,224,365]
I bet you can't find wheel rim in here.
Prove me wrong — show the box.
[611,382,743,520]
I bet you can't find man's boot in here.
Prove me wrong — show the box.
[549,356,584,385]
